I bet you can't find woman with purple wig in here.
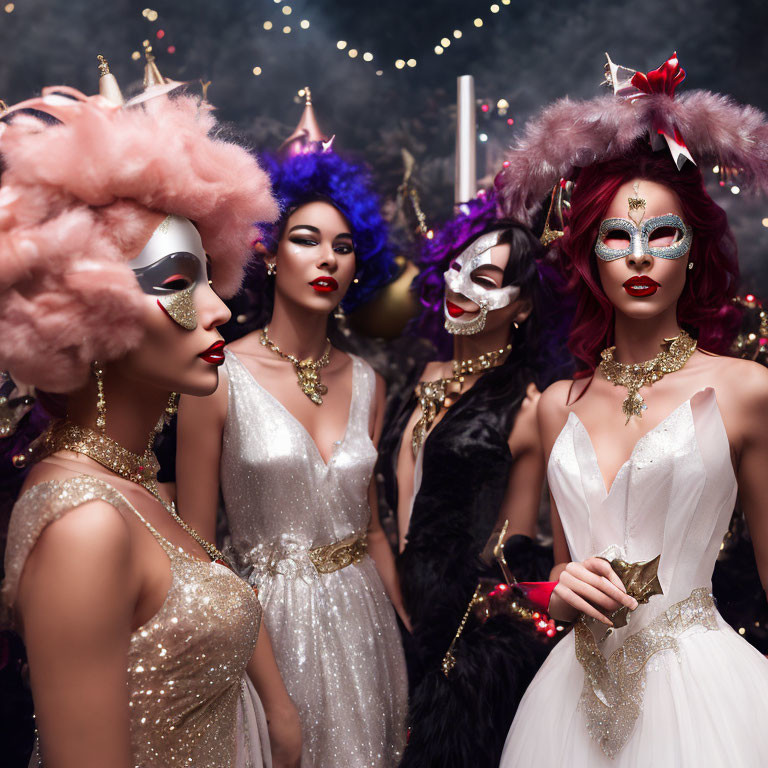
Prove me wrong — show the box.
[175,115,409,766]
[498,53,768,767]
[377,190,568,768]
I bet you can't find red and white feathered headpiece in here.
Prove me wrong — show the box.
[495,53,768,225]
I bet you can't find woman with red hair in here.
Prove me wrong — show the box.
[495,54,768,766]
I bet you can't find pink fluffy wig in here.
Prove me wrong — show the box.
[0,86,278,392]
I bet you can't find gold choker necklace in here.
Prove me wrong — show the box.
[260,325,332,405]
[37,420,227,564]
[599,330,697,424]
[411,343,512,456]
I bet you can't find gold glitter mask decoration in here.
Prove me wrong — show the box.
[130,214,208,331]
[156,285,197,330]
[599,553,663,629]
[627,181,646,226]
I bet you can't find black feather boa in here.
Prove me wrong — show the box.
[379,353,559,767]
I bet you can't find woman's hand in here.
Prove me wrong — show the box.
[549,557,638,625]
[267,699,303,768]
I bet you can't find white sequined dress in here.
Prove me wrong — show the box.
[220,351,408,767]
[500,388,768,767]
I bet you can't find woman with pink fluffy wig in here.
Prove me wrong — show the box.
[0,72,301,768]
[494,53,768,767]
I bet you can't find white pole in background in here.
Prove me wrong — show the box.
[455,74,476,205]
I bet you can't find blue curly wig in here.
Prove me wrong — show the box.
[253,150,396,313]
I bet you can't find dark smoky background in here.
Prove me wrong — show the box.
[1,0,767,295]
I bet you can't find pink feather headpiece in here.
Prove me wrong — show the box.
[495,53,768,225]
[0,86,278,391]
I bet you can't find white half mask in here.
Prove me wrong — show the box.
[129,214,207,330]
[443,230,519,335]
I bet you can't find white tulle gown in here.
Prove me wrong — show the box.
[501,388,768,767]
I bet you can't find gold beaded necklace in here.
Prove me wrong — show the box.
[598,329,697,424]
[36,419,228,565]
[260,325,332,405]
[411,343,512,456]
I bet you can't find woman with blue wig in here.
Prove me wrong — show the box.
[175,95,408,768]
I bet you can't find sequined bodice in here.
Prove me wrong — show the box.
[220,352,378,557]
[3,475,261,768]
[548,388,737,651]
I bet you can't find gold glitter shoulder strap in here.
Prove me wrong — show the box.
[3,475,172,615]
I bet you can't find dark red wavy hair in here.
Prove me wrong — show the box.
[558,144,741,374]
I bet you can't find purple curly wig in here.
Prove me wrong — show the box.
[409,192,499,357]
[407,190,572,382]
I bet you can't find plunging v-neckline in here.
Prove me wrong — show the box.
[566,388,717,498]
[229,350,356,468]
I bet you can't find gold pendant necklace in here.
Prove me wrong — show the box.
[260,325,331,405]
[598,329,697,424]
[36,419,228,565]
[411,343,512,456]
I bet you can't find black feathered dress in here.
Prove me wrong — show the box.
[378,353,558,768]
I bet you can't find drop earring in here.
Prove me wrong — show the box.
[93,362,107,433]
[267,261,277,277]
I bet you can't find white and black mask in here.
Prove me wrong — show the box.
[443,230,519,335]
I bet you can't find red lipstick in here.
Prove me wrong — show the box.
[623,275,660,297]
[446,300,465,318]
[310,276,338,293]
[199,340,226,365]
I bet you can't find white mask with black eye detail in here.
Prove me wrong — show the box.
[443,230,519,335]
[129,214,207,330]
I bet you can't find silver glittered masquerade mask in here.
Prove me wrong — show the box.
[129,214,206,330]
[443,230,520,335]
[595,214,693,262]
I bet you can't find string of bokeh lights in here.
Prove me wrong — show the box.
[252,0,513,77]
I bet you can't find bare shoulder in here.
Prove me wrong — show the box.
[709,354,768,409]
[421,360,446,381]
[179,365,228,423]
[373,369,387,398]
[509,382,543,453]
[17,496,136,639]
[34,499,132,562]
[539,379,577,419]
[18,498,133,608]
[538,378,579,453]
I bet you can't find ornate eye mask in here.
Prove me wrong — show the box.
[595,214,693,262]
[129,215,207,330]
[443,230,519,336]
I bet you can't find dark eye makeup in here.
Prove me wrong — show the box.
[133,252,201,295]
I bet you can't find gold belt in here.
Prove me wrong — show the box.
[308,533,367,574]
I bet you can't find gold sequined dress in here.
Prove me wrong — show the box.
[2,474,272,768]
[501,389,768,767]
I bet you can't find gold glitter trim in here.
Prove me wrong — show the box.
[575,587,717,758]
[308,533,367,574]
[627,181,647,225]
[158,284,198,330]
